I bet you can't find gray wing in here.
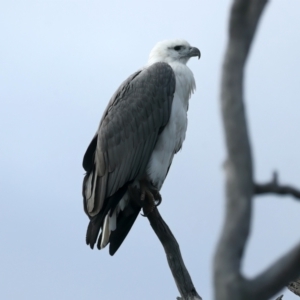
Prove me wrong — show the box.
[83,62,176,217]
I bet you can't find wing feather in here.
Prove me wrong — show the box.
[83,62,175,218]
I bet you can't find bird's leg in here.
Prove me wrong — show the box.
[140,179,162,207]
[128,179,162,216]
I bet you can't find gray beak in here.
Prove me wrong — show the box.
[189,47,201,59]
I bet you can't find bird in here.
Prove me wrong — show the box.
[82,39,200,256]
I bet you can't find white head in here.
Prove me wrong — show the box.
[147,39,200,66]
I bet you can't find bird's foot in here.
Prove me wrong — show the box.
[128,180,161,216]
[140,181,161,206]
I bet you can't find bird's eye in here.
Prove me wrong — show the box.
[174,46,182,51]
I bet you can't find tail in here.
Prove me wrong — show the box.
[85,188,141,255]
[107,200,140,256]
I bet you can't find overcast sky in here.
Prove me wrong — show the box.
[1,1,300,299]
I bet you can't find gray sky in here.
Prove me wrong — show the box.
[1,1,300,299]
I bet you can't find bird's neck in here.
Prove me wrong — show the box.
[169,62,196,102]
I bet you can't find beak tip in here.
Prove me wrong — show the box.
[191,47,201,60]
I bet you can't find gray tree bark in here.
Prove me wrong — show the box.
[146,206,202,300]
[214,0,300,299]
[129,186,202,300]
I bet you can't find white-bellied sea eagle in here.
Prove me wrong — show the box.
[82,39,200,255]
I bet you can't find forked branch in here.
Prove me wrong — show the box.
[255,172,300,199]
[214,0,300,299]
[214,1,268,298]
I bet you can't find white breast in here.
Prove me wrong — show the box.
[146,62,196,190]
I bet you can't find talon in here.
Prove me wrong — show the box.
[140,199,155,217]
[155,198,162,207]
[152,190,162,206]
[129,179,162,215]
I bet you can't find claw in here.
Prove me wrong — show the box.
[155,198,162,207]
[152,190,162,206]
[129,179,162,216]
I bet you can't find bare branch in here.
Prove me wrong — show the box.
[129,187,201,300]
[254,172,300,199]
[249,242,300,299]
[229,0,268,60]
[145,206,202,300]
[215,0,300,299]
[275,296,284,300]
[214,0,268,299]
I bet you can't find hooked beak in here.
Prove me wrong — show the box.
[189,47,201,59]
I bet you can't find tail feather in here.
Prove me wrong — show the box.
[99,213,111,249]
[86,215,103,248]
[108,200,141,256]
[85,185,128,249]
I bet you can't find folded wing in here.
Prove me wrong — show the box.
[82,62,176,253]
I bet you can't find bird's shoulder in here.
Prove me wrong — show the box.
[98,62,175,140]
[104,62,175,114]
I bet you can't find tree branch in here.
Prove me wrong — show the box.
[215,0,300,299]
[145,206,202,300]
[254,172,300,199]
[214,0,268,299]
[129,187,201,300]
[249,242,300,299]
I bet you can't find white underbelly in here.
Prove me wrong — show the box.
[146,93,188,190]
